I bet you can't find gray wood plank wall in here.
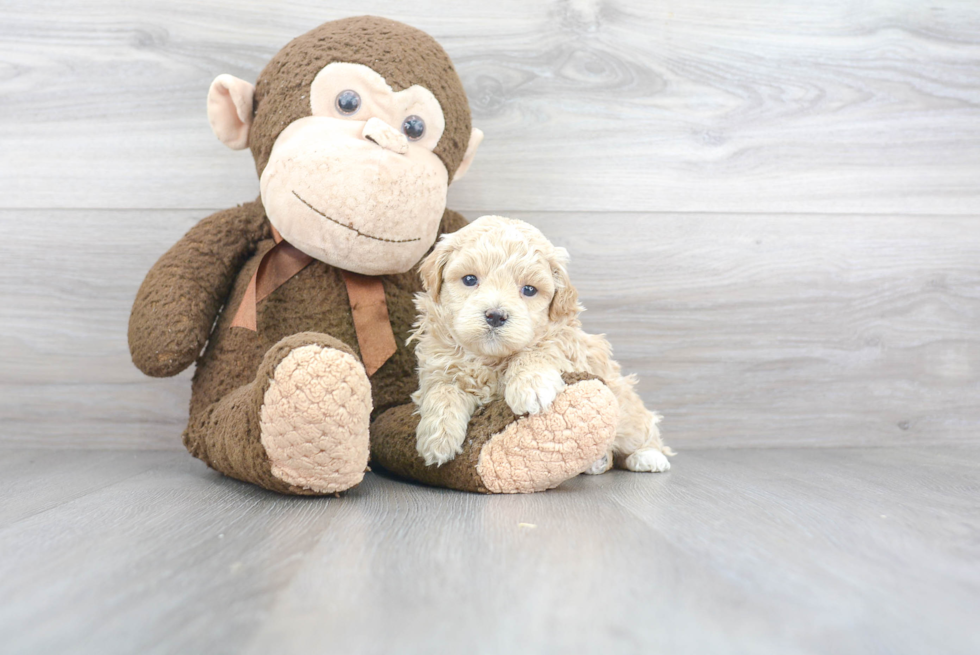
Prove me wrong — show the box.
[2,0,979,450]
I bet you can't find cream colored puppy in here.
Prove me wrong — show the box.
[410,215,673,473]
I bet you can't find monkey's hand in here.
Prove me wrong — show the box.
[128,200,268,377]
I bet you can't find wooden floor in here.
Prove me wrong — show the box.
[1,446,977,654]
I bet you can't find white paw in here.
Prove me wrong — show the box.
[624,448,671,473]
[505,369,566,415]
[416,414,467,466]
[582,452,613,475]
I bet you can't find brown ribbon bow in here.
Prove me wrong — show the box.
[230,227,398,376]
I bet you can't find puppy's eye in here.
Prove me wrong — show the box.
[522,285,538,297]
[462,275,478,287]
[336,90,361,115]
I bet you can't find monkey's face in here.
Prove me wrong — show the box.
[257,63,449,275]
[207,22,482,276]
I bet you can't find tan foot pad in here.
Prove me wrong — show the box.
[260,344,372,493]
[476,379,618,493]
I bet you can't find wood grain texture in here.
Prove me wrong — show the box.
[3,4,978,651]
[0,449,181,527]
[530,211,980,449]
[0,447,977,654]
[2,208,978,450]
[2,0,980,213]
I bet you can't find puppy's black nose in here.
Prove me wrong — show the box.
[485,309,508,328]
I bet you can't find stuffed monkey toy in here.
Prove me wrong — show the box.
[129,16,618,495]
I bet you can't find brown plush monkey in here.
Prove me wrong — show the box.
[128,16,618,495]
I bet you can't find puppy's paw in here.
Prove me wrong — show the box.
[416,415,467,467]
[624,448,671,473]
[505,369,566,415]
[582,451,613,475]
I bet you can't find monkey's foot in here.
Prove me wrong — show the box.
[370,373,617,494]
[259,340,372,493]
[474,378,616,493]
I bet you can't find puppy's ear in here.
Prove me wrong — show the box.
[549,246,580,321]
[419,234,455,300]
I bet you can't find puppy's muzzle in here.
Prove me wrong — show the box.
[485,309,508,328]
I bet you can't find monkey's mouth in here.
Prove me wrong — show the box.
[292,191,421,244]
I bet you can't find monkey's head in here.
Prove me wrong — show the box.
[206,17,482,276]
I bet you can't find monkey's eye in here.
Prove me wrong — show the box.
[335,90,361,115]
[462,275,478,287]
[402,115,426,140]
[522,285,538,297]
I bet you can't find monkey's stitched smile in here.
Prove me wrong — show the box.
[292,191,421,244]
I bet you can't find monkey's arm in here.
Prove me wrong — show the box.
[128,199,270,377]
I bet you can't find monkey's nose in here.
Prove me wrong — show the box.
[362,117,409,154]
[485,309,508,328]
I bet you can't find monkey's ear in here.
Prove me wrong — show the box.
[452,128,484,182]
[549,247,580,322]
[207,74,255,150]
[419,234,456,300]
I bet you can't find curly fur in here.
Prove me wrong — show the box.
[409,215,673,471]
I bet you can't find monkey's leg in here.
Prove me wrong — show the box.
[183,333,372,495]
[370,373,617,494]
